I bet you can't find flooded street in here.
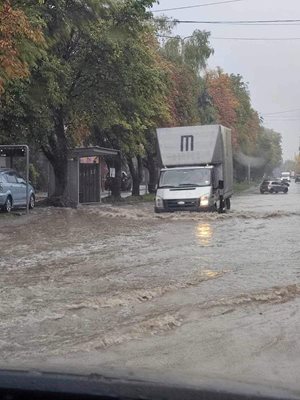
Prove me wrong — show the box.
[1,183,300,393]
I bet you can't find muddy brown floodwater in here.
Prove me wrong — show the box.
[1,183,300,395]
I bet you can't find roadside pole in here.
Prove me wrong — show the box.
[99,156,102,204]
[248,163,251,184]
[25,145,29,215]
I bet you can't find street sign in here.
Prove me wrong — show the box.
[109,168,116,178]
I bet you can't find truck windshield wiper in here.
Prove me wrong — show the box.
[179,183,201,187]
[159,185,177,188]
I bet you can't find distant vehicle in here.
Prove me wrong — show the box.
[281,179,290,186]
[0,168,35,212]
[260,180,288,194]
[295,175,300,183]
[155,125,233,213]
[281,171,291,182]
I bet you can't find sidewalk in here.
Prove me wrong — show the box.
[101,185,148,199]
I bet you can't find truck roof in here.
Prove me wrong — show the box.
[157,125,230,168]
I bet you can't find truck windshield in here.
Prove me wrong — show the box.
[159,168,211,188]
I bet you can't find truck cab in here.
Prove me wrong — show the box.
[281,171,291,183]
[155,166,220,212]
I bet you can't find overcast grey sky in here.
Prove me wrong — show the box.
[151,0,300,160]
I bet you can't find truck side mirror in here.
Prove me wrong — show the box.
[219,180,224,190]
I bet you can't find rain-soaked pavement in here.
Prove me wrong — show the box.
[1,183,300,393]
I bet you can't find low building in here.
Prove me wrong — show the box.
[48,146,119,207]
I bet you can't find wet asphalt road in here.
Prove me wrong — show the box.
[1,182,300,393]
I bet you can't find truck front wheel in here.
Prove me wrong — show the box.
[218,198,226,214]
[209,203,218,212]
[225,197,231,210]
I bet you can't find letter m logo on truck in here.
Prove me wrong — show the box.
[180,135,194,152]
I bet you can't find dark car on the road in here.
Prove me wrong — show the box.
[275,178,289,187]
[260,180,288,194]
[295,174,300,183]
[0,168,35,212]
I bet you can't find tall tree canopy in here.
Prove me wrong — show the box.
[0,3,283,201]
[1,0,164,201]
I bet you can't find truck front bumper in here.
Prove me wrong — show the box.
[156,199,213,213]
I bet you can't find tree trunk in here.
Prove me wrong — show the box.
[110,153,122,199]
[52,156,68,198]
[137,155,144,194]
[144,130,158,193]
[43,108,69,206]
[146,153,158,193]
[128,157,140,196]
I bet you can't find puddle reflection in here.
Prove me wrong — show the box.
[201,269,220,278]
[196,223,213,246]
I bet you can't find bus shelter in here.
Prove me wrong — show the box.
[48,146,120,207]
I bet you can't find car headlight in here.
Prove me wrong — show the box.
[155,196,164,208]
[200,194,209,207]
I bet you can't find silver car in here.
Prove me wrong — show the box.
[0,168,35,212]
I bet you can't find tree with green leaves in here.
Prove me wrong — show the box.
[161,30,213,74]
[140,29,214,193]
[1,0,162,201]
[256,127,282,176]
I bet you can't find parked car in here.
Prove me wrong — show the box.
[275,178,289,187]
[295,175,300,183]
[260,180,288,194]
[0,168,35,212]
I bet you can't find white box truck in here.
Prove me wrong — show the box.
[281,171,291,183]
[155,125,233,213]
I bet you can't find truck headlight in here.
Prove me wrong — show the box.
[155,196,164,208]
[200,194,209,207]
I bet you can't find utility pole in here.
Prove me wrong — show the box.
[180,36,192,63]
[248,163,251,183]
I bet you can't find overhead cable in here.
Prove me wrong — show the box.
[157,34,300,42]
[152,0,245,13]
[262,108,300,116]
[211,36,300,40]
[157,18,300,25]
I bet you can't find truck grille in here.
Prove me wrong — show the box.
[164,198,199,210]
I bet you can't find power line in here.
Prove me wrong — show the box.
[263,118,300,121]
[152,0,245,13]
[211,36,300,40]
[264,120,300,123]
[264,116,300,118]
[262,108,300,116]
[158,34,300,42]
[158,18,300,25]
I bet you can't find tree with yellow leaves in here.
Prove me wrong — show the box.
[0,1,44,93]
